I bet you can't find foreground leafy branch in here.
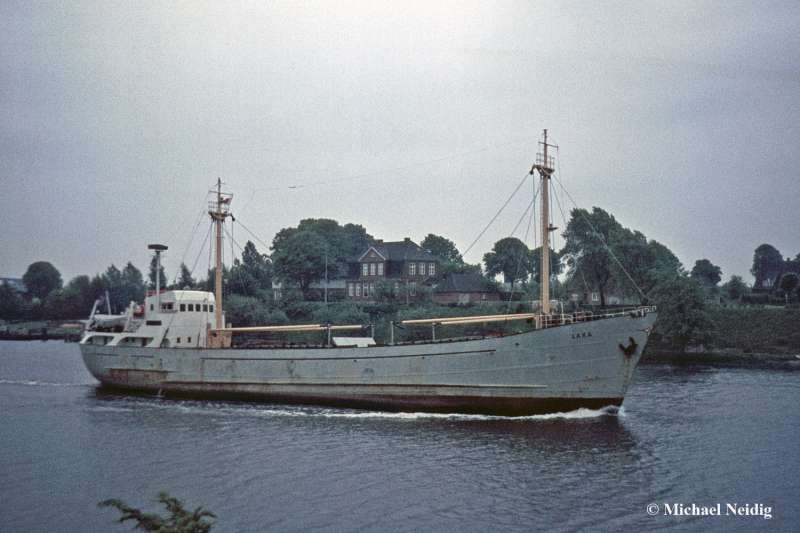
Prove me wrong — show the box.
[99,491,215,532]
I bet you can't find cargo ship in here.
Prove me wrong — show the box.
[79,131,657,416]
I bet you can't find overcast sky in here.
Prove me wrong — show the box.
[2,1,798,286]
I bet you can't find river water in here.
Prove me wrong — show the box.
[0,341,797,532]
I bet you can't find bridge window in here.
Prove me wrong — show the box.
[180,304,186,312]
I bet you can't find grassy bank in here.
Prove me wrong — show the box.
[645,306,800,358]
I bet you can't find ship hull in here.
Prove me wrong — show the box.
[80,312,656,416]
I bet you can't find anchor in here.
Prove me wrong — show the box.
[619,337,638,357]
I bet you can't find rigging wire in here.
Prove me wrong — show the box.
[188,222,213,281]
[235,219,272,252]
[506,185,536,310]
[169,205,209,286]
[554,147,647,303]
[462,173,530,257]
[223,223,252,297]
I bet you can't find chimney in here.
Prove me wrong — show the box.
[404,237,411,243]
[375,239,383,244]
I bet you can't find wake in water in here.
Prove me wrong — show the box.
[0,379,87,388]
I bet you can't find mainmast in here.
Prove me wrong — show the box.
[531,129,557,316]
[209,179,232,330]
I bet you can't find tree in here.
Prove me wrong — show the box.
[421,234,463,264]
[240,241,272,289]
[121,262,146,308]
[272,219,373,280]
[272,230,329,295]
[61,275,100,318]
[722,275,749,302]
[0,282,23,319]
[751,244,783,283]
[22,261,62,300]
[779,273,799,303]
[690,259,722,287]
[148,255,168,290]
[483,237,533,286]
[420,233,479,276]
[561,207,621,307]
[99,491,215,532]
[530,246,562,284]
[647,273,714,351]
[176,263,196,289]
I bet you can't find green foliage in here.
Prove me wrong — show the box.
[750,243,783,282]
[530,246,562,284]
[779,273,799,302]
[99,491,215,532]
[104,263,146,313]
[483,237,533,285]
[420,233,477,276]
[272,230,329,294]
[228,241,273,296]
[272,218,373,280]
[722,275,749,302]
[148,256,168,290]
[22,261,62,300]
[561,207,684,305]
[224,294,288,327]
[0,282,24,319]
[311,302,370,326]
[647,273,714,351]
[690,258,722,287]
[705,307,800,353]
[176,263,196,289]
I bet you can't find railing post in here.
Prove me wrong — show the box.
[326,324,332,347]
[432,323,436,341]
[390,321,395,345]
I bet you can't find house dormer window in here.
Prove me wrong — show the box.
[362,263,368,276]
[419,262,426,276]
[429,262,436,276]
[377,263,384,276]
[409,263,416,276]
[370,263,376,276]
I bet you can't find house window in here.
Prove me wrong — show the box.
[187,336,191,343]
[363,283,369,298]
[356,284,361,297]
[409,282,417,295]
[362,263,368,276]
[591,292,600,302]
[180,304,186,312]
[209,305,214,312]
[429,263,435,276]
[150,304,154,311]
[203,304,208,311]
[419,263,426,276]
[188,304,194,311]
[370,263,376,276]
[177,337,181,344]
[348,283,355,297]
[369,283,375,296]
[394,282,399,294]
[377,263,384,276]
[409,263,416,276]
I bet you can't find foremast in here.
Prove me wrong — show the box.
[209,179,232,330]
[531,129,557,316]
